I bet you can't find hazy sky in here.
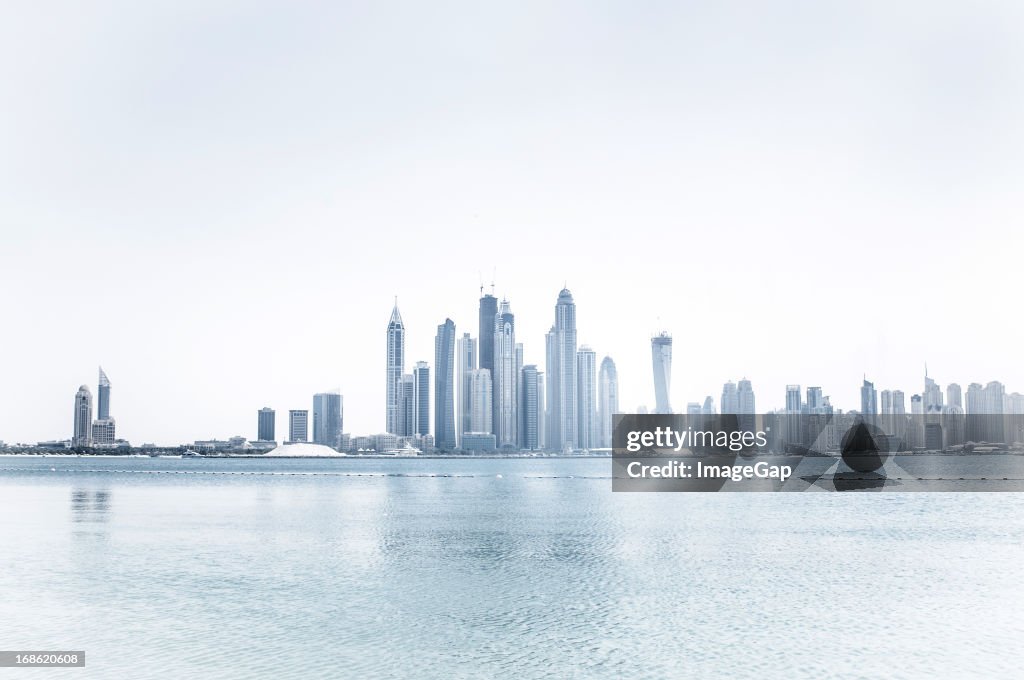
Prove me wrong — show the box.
[2,1,1022,445]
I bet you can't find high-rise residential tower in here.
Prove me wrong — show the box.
[537,372,546,450]
[721,381,738,414]
[434,319,456,450]
[598,356,619,449]
[806,386,825,413]
[785,385,802,413]
[414,361,431,437]
[386,301,405,435]
[946,383,962,410]
[73,385,93,447]
[478,291,498,379]
[469,369,492,435]
[457,333,477,446]
[576,346,597,450]
[881,390,893,415]
[288,409,309,443]
[519,364,540,450]
[547,289,578,451]
[892,390,906,416]
[313,392,343,448]
[399,373,415,437]
[651,332,673,414]
[493,300,517,448]
[257,407,276,442]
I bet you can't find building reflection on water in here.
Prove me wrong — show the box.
[71,488,111,524]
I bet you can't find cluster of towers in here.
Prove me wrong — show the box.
[386,287,620,452]
[72,368,116,448]
[255,393,343,447]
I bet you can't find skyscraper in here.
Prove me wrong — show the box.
[721,381,738,414]
[548,289,578,451]
[702,396,716,415]
[257,407,276,442]
[892,390,906,416]
[288,410,309,443]
[519,364,540,450]
[983,381,1006,442]
[545,328,557,449]
[73,385,93,447]
[806,386,824,412]
[414,361,431,437]
[924,368,943,411]
[909,394,924,448]
[493,300,517,448]
[313,392,343,448]
[651,332,673,414]
[576,346,597,450]
[946,383,962,410]
[457,333,477,446]
[469,369,492,435]
[97,367,111,420]
[860,377,877,422]
[881,390,893,415]
[965,383,985,442]
[93,367,116,446]
[386,301,405,435]
[598,356,619,449]
[785,385,802,412]
[434,319,456,450]
[399,374,415,437]
[737,378,756,432]
[478,291,498,378]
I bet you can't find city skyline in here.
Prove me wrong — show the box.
[3,2,1024,445]
[29,289,1024,449]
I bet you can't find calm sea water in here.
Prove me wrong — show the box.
[1,456,1022,679]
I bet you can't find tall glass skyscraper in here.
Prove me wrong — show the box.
[861,377,877,422]
[785,385,802,412]
[651,332,673,414]
[92,367,116,446]
[97,367,111,420]
[576,346,597,450]
[313,392,343,448]
[257,407,276,442]
[493,300,517,448]
[547,288,578,451]
[414,361,431,437]
[386,302,405,435]
[457,333,477,447]
[924,368,944,411]
[721,381,738,413]
[478,292,498,381]
[519,364,540,450]
[598,356,618,449]
[434,319,456,450]
[399,374,415,437]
